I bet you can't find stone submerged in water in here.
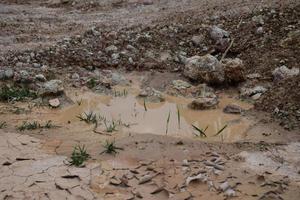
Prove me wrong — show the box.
[223,104,243,114]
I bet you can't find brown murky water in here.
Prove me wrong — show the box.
[55,87,253,142]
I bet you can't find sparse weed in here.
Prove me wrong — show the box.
[100,140,123,154]
[18,121,39,131]
[87,78,97,88]
[70,145,90,167]
[44,120,55,129]
[17,120,56,131]
[76,98,83,106]
[0,121,7,129]
[104,120,117,132]
[77,111,97,124]
[0,85,36,102]
[113,89,128,97]
[192,124,208,138]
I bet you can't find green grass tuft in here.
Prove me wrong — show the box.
[100,140,123,154]
[77,111,97,124]
[0,85,36,102]
[70,145,90,167]
[192,124,208,138]
[0,121,7,129]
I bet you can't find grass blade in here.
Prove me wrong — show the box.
[166,110,171,134]
[214,124,228,136]
[177,105,181,129]
[192,124,207,138]
[143,99,147,111]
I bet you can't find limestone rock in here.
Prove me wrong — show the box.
[39,80,64,96]
[184,54,224,84]
[222,58,245,83]
[272,65,299,82]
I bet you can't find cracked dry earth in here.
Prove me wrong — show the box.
[0,131,101,200]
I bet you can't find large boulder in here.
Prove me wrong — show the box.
[272,65,299,82]
[184,54,224,84]
[222,58,245,83]
[39,80,64,96]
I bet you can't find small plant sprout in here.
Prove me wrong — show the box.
[77,111,97,124]
[143,99,147,111]
[166,110,171,135]
[87,78,97,89]
[192,124,208,138]
[113,89,128,97]
[177,105,181,129]
[100,140,123,154]
[214,124,228,137]
[70,145,90,167]
[104,120,117,132]
[18,121,39,131]
[0,121,7,129]
[76,98,83,106]
[44,120,57,129]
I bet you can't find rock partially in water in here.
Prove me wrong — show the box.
[138,87,165,103]
[222,58,245,83]
[39,80,64,96]
[188,92,218,110]
[223,104,243,114]
[272,65,299,82]
[183,54,224,84]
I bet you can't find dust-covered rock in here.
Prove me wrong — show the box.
[272,65,299,82]
[184,54,224,84]
[39,80,64,96]
[223,104,243,114]
[222,58,245,83]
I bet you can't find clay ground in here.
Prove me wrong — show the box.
[0,0,300,200]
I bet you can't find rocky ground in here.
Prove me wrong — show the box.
[0,0,300,199]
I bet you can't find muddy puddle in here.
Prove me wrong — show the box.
[51,87,254,142]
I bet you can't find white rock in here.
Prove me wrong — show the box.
[49,98,60,108]
[272,65,299,82]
